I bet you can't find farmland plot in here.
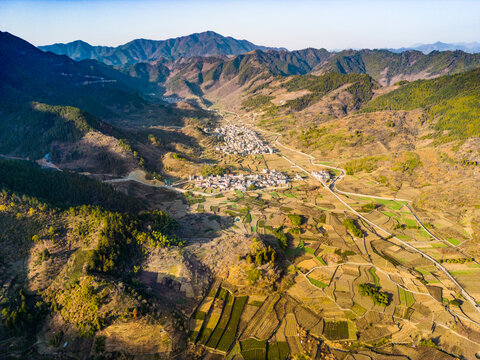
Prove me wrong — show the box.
[323,321,349,340]
[197,289,227,344]
[240,338,267,360]
[254,306,280,339]
[238,303,262,335]
[217,296,248,351]
[284,313,298,336]
[286,335,303,355]
[398,287,415,307]
[206,292,234,348]
[241,294,280,340]
[275,318,287,342]
[294,306,322,330]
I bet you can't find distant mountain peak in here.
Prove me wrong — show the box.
[39,32,285,66]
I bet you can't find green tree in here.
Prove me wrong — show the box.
[287,214,302,226]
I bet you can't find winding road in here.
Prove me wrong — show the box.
[222,110,480,317]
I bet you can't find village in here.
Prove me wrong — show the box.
[211,124,274,155]
[190,168,288,191]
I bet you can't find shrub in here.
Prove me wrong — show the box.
[343,218,363,237]
[358,283,389,306]
[246,267,262,285]
[392,152,422,174]
[40,248,50,261]
[48,331,64,347]
[201,164,229,177]
[48,276,104,336]
[242,95,273,110]
[289,227,301,234]
[94,335,106,353]
[360,203,376,212]
[287,214,302,226]
[344,156,385,175]
[171,153,186,161]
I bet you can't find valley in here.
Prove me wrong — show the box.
[1,28,480,360]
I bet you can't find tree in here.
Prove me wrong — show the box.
[255,252,263,266]
[40,248,50,261]
[358,283,389,306]
[288,214,302,226]
[275,230,288,250]
[343,218,363,238]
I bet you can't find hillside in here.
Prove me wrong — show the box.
[0,31,154,117]
[326,49,480,85]
[362,68,480,142]
[0,159,186,357]
[40,31,284,66]
[122,48,480,107]
[39,33,480,101]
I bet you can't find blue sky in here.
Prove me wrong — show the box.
[0,0,479,50]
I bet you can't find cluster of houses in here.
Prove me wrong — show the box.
[81,75,117,85]
[312,170,331,183]
[161,96,182,104]
[190,168,288,191]
[212,125,274,155]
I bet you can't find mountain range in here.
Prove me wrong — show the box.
[3,29,480,162]
[389,41,480,54]
[38,32,480,90]
[39,31,284,66]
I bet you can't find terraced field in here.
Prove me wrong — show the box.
[206,292,235,348]
[182,121,480,359]
[240,338,267,360]
[190,286,329,358]
[217,296,247,351]
[398,286,416,307]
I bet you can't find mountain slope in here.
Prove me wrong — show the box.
[40,31,284,65]
[0,31,161,173]
[322,49,480,85]
[362,68,480,142]
[142,48,480,103]
[0,31,150,117]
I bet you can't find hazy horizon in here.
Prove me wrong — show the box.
[0,0,479,51]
